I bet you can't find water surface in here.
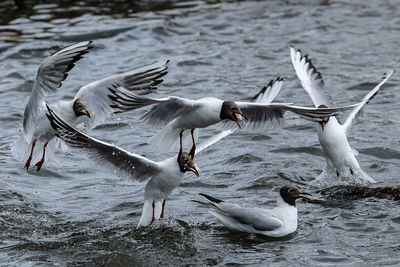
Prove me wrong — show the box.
[0,0,399,265]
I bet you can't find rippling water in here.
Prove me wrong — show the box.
[1,0,399,265]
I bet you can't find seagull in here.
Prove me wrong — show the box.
[45,103,234,228]
[108,79,360,150]
[12,41,168,171]
[198,184,311,237]
[290,46,394,184]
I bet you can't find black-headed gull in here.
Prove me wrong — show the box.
[198,184,311,237]
[12,41,168,171]
[45,104,234,228]
[290,46,394,184]
[108,81,360,150]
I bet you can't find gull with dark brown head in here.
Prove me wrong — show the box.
[290,46,394,185]
[198,184,311,237]
[12,41,168,171]
[46,104,233,228]
[108,81,360,150]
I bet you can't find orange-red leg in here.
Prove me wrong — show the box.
[160,199,166,219]
[150,200,155,225]
[34,141,48,172]
[24,139,37,170]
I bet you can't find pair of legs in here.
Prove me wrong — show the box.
[179,128,196,156]
[24,139,48,171]
[150,199,166,225]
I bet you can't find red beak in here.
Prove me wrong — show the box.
[297,192,312,201]
[86,111,91,118]
[187,163,200,177]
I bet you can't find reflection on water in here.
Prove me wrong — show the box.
[0,0,399,266]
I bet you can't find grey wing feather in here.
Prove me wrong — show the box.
[290,46,331,107]
[109,92,198,127]
[45,104,162,181]
[238,102,360,125]
[23,41,93,143]
[73,60,168,130]
[342,70,394,134]
[215,202,283,232]
[251,77,283,104]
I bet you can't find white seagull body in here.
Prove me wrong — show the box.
[199,185,311,237]
[12,41,168,171]
[46,104,234,228]
[290,46,394,185]
[109,81,360,150]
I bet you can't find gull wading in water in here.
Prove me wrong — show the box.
[12,41,168,171]
[107,80,362,150]
[46,104,234,228]
[290,46,394,185]
[198,184,311,237]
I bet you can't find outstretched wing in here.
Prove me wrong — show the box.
[23,41,93,143]
[73,60,169,130]
[342,70,394,134]
[251,77,283,104]
[290,46,331,107]
[236,102,359,128]
[109,92,199,127]
[46,104,162,181]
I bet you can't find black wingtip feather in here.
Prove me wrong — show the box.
[199,193,224,203]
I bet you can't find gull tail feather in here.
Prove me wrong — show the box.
[148,125,198,151]
[137,199,153,228]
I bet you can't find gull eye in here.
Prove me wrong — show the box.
[229,105,235,110]
[288,188,294,193]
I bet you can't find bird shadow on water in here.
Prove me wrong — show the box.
[210,226,295,247]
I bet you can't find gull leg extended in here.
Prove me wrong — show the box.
[24,139,37,170]
[34,141,49,172]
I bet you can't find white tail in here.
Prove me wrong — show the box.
[137,199,153,228]
[11,136,59,165]
[148,124,198,151]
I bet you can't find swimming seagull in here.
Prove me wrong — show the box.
[12,41,168,171]
[198,184,311,237]
[290,46,394,184]
[108,81,360,150]
[45,103,234,228]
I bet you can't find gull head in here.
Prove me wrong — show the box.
[73,98,91,118]
[280,184,312,207]
[220,101,247,128]
[317,104,330,129]
[178,151,200,177]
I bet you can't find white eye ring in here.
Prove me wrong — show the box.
[229,105,234,110]
[288,188,294,193]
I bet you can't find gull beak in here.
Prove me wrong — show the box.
[187,163,200,177]
[85,110,91,118]
[297,192,312,201]
[232,112,247,128]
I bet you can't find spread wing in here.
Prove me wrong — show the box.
[109,92,199,127]
[23,41,93,143]
[236,102,359,128]
[290,46,331,107]
[251,77,283,104]
[342,70,394,134]
[45,104,162,181]
[200,194,283,232]
[73,60,168,130]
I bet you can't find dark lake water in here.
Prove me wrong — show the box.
[0,0,399,265]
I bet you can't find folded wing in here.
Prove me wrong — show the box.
[46,104,162,181]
